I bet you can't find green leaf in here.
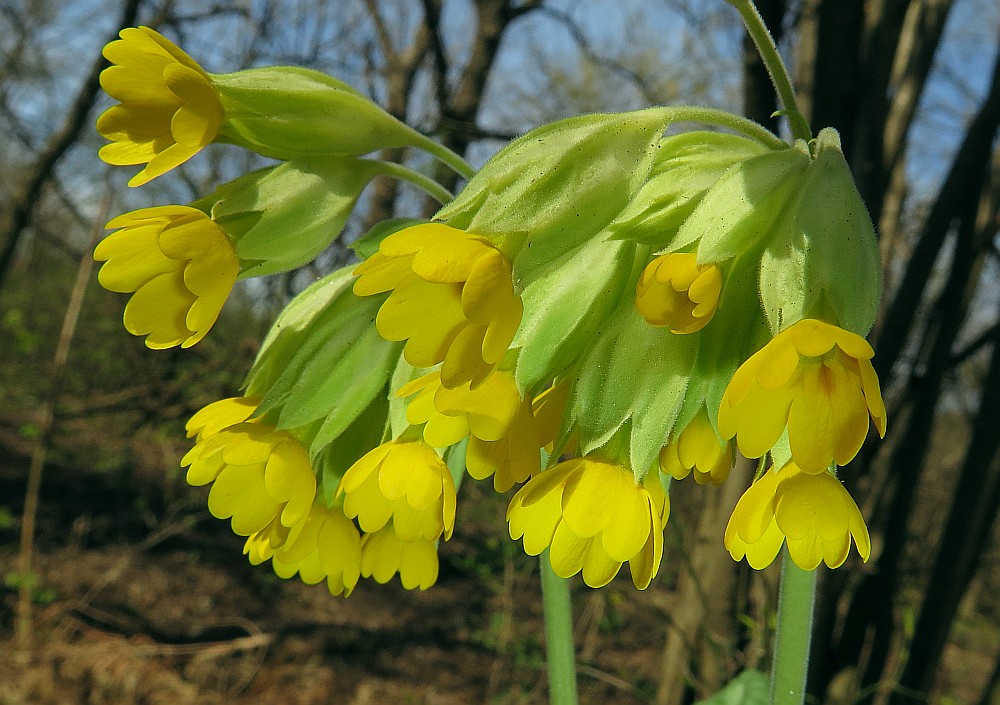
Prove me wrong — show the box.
[314,390,389,504]
[693,670,769,705]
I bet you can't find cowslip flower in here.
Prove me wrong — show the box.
[399,370,540,491]
[353,223,523,389]
[725,460,871,570]
[181,422,316,538]
[95,206,239,349]
[244,503,362,596]
[659,409,733,485]
[360,525,439,591]
[717,318,887,473]
[635,252,722,333]
[337,440,456,543]
[507,457,669,589]
[97,26,223,186]
[185,396,259,443]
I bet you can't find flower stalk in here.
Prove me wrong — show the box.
[540,550,579,705]
[726,0,812,143]
[769,550,817,705]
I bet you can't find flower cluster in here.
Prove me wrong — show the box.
[96,26,887,596]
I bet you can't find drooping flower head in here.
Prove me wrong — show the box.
[244,502,362,597]
[725,460,871,570]
[95,206,239,349]
[659,408,733,485]
[360,525,440,591]
[353,223,523,389]
[399,369,541,491]
[97,26,223,186]
[181,422,317,539]
[337,440,457,543]
[718,318,887,473]
[507,457,668,589]
[636,252,722,333]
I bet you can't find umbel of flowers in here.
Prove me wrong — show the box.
[94,26,886,594]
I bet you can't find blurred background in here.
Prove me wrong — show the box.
[0,0,998,703]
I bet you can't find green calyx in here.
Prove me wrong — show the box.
[201,156,382,278]
[212,66,440,161]
[758,128,881,335]
[244,265,400,461]
[436,108,675,282]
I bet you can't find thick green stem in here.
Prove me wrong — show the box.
[727,0,812,143]
[540,551,579,705]
[770,550,817,705]
[375,161,456,205]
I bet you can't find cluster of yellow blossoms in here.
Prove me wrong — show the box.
[95,26,886,594]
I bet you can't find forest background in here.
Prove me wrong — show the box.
[0,1,998,704]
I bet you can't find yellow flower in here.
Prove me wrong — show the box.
[244,503,362,596]
[659,409,734,485]
[181,422,316,537]
[337,440,457,543]
[635,253,722,333]
[725,460,871,570]
[353,223,523,389]
[507,458,669,589]
[185,396,259,443]
[95,206,239,349]
[399,370,540,491]
[97,26,223,186]
[718,318,887,473]
[360,525,439,591]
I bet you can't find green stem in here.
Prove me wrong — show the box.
[375,161,456,205]
[727,0,812,143]
[413,135,476,180]
[769,550,817,705]
[661,105,789,151]
[540,550,579,705]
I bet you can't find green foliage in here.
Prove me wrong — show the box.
[693,669,770,705]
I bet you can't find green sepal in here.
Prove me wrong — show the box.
[204,157,381,278]
[513,234,638,392]
[570,303,697,478]
[245,266,356,397]
[350,217,429,261]
[674,145,810,262]
[213,66,434,160]
[387,356,425,441]
[607,131,769,248]
[435,108,673,281]
[313,390,389,505]
[244,266,402,458]
[759,128,881,335]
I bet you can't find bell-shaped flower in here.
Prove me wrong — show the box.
[181,422,317,538]
[337,440,456,543]
[244,502,362,596]
[725,461,871,570]
[360,525,439,591]
[636,253,722,333]
[95,206,239,349]
[353,223,523,389]
[97,26,223,186]
[659,409,733,485]
[718,318,887,473]
[399,369,541,491]
[507,457,668,589]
